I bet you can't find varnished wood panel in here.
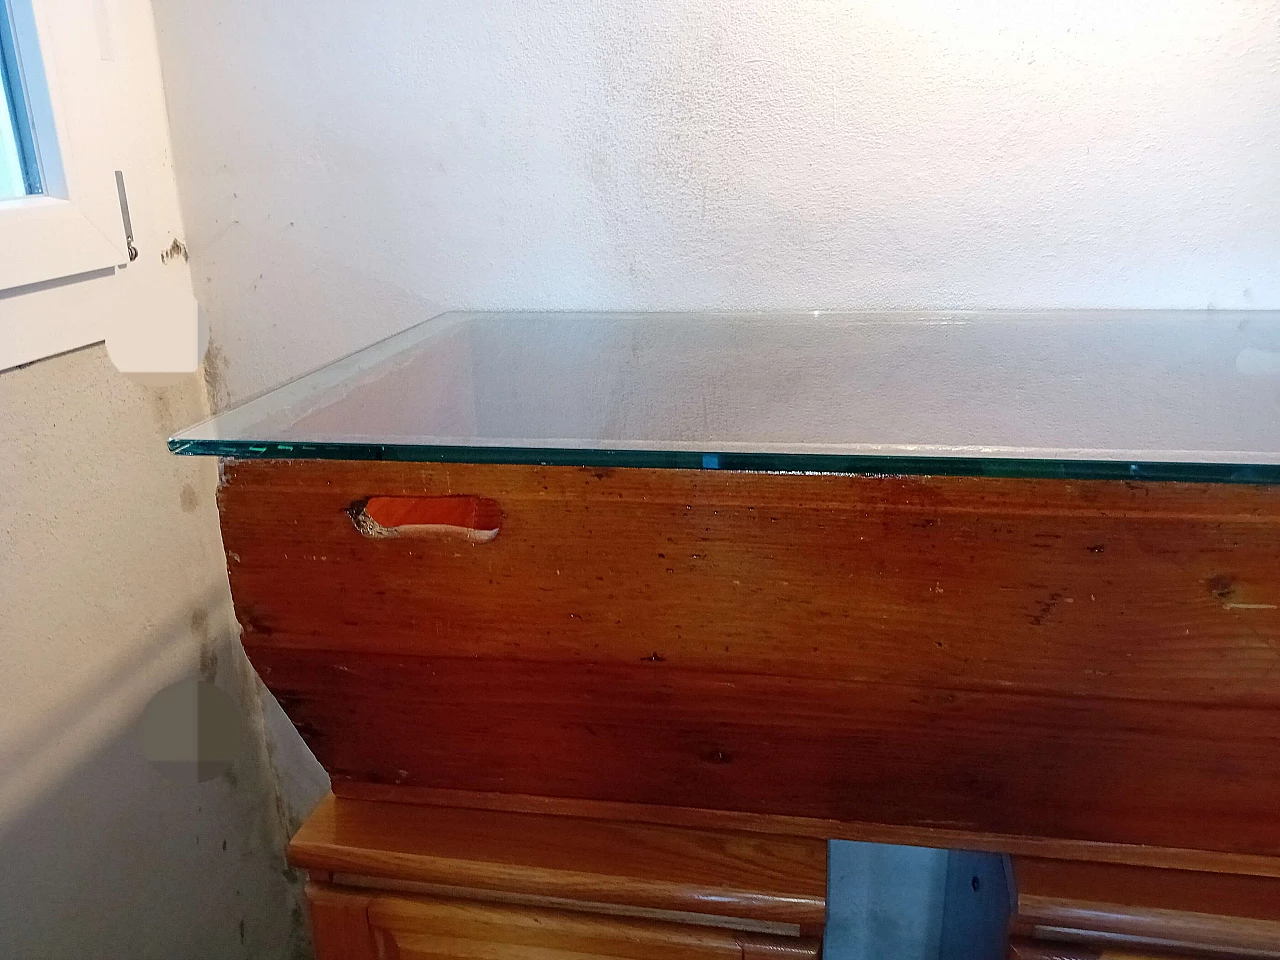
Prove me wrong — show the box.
[289,794,826,933]
[220,461,1280,860]
[1008,939,1189,960]
[221,461,1280,705]
[365,891,822,960]
[306,884,377,960]
[334,783,1280,879]
[1016,906,1280,958]
[1015,857,1280,922]
[1013,858,1280,957]
[257,648,1280,857]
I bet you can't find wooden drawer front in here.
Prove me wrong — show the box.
[290,795,826,936]
[223,461,1280,859]
[370,894,821,960]
[308,884,820,960]
[1012,857,1280,958]
[1007,940,1209,959]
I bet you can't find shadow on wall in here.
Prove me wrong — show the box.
[0,588,203,825]
[0,591,329,960]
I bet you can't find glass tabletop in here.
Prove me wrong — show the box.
[170,311,1280,482]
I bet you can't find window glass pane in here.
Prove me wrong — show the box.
[0,80,25,198]
[0,0,39,199]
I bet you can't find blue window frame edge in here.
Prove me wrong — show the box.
[0,0,42,195]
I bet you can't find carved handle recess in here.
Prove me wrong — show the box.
[348,496,502,542]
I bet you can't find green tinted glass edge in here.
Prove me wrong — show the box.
[167,437,1280,484]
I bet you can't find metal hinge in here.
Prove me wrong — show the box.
[114,169,138,262]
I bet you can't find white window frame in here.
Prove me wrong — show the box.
[1,0,130,340]
[1,0,203,379]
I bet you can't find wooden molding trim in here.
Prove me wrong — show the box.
[1015,899,1280,958]
[1008,937,1193,959]
[291,794,826,934]
[365,890,822,960]
[333,782,1280,880]
[1013,857,1280,958]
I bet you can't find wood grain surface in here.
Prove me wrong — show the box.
[222,461,1280,704]
[333,782,1280,879]
[365,891,822,960]
[1007,939,1187,960]
[1015,857,1280,922]
[257,648,1280,856]
[221,460,1280,860]
[290,794,826,933]
[1013,857,1280,957]
[306,884,377,960]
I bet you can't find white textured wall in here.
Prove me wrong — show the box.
[151,0,1280,403]
[0,349,320,959]
[0,0,326,955]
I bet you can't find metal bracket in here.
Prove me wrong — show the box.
[824,840,1014,960]
[114,169,138,262]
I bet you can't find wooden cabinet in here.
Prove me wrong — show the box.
[224,460,1280,868]
[292,796,1280,959]
[293,794,825,960]
[311,887,821,960]
[218,459,1280,956]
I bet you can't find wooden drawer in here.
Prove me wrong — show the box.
[222,459,1280,866]
[1007,940,1211,959]
[308,885,822,960]
[291,794,1280,960]
[1011,857,1280,958]
[290,794,827,936]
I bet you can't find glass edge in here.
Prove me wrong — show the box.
[172,310,1280,444]
[166,437,1280,484]
[169,310,471,443]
